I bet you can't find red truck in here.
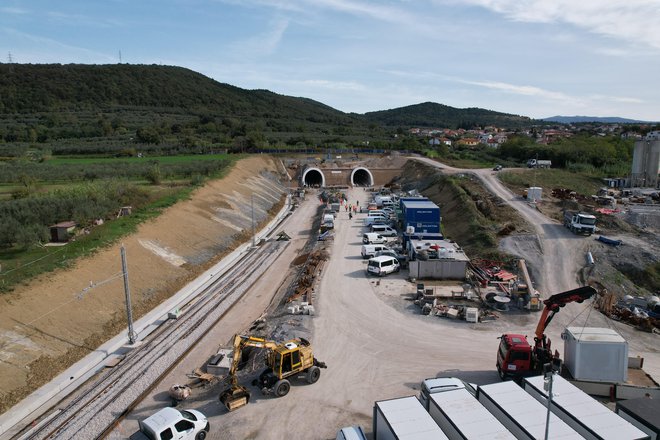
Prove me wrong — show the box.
[496,286,598,380]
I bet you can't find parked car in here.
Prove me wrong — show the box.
[336,425,367,440]
[362,232,387,244]
[375,249,408,268]
[370,225,397,236]
[367,255,400,276]
[493,164,503,171]
[130,407,210,440]
[361,244,390,259]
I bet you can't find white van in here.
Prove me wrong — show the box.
[336,426,367,440]
[367,255,400,276]
[366,210,385,218]
[371,225,397,236]
[362,232,387,244]
[364,217,387,227]
[361,244,389,259]
[130,407,210,440]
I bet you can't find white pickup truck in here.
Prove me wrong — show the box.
[130,407,210,440]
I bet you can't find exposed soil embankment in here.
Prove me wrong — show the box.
[0,156,287,414]
[394,160,531,258]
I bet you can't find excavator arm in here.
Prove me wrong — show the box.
[220,334,280,411]
[533,286,598,364]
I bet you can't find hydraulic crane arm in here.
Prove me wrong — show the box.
[534,285,598,341]
[227,334,279,385]
[533,285,599,364]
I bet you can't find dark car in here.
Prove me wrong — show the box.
[493,164,503,171]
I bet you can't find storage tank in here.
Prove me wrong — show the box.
[562,327,628,382]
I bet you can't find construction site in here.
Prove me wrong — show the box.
[0,154,659,440]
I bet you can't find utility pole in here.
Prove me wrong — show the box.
[251,194,256,247]
[7,52,13,63]
[121,245,136,344]
[118,50,122,64]
[543,363,556,440]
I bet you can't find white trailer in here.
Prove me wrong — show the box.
[477,381,583,440]
[428,388,516,439]
[373,396,448,440]
[523,375,649,440]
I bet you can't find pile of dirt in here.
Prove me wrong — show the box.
[0,156,287,414]
[394,160,531,258]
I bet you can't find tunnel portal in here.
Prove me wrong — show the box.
[302,168,325,187]
[351,167,374,186]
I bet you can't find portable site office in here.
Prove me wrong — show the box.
[428,388,516,439]
[373,396,448,440]
[523,375,649,440]
[477,381,583,440]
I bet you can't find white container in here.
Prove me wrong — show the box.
[562,327,628,382]
[373,396,448,440]
[527,186,542,202]
[477,381,583,440]
[465,307,479,323]
[523,374,648,440]
[429,388,515,439]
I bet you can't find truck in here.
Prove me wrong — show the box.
[373,396,448,440]
[496,286,599,380]
[564,210,596,235]
[526,159,551,168]
[130,407,210,440]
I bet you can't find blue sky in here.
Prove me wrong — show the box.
[2,0,660,121]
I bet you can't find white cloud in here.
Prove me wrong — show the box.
[455,0,660,50]
[232,18,289,57]
[0,7,28,14]
[1,28,115,62]
[456,78,584,104]
[302,79,365,91]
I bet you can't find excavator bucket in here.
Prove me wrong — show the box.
[219,385,251,411]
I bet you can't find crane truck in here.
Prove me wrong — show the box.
[496,286,598,380]
[219,334,327,411]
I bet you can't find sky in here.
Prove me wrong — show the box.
[1,0,660,121]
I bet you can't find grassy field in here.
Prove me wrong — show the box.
[48,153,232,165]
[498,168,604,196]
[0,155,239,293]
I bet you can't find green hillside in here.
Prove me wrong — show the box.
[363,101,535,129]
[0,64,539,157]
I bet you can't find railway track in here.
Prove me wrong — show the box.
[23,238,287,440]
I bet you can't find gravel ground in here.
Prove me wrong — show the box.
[111,159,659,440]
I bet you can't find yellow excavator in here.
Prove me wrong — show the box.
[219,334,327,411]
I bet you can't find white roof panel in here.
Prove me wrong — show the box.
[524,375,648,440]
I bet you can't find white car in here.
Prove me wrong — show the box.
[131,407,210,440]
[367,255,400,276]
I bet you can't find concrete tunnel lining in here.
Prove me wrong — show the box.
[351,167,374,187]
[302,167,326,187]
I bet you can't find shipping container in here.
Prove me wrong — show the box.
[401,200,441,234]
[523,374,648,440]
[428,388,516,439]
[616,397,660,440]
[562,327,628,382]
[373,396,448,440]
[477,381,583,440]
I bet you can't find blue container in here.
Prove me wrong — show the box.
[401,200,441,234]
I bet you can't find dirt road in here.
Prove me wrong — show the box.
[114,160,658,439]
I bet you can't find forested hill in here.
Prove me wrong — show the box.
[0,64,538,155]
[363,102,535,129]
[0,63,351,122]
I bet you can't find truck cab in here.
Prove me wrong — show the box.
[564,211,597,235]
[496,334,532,380]
[130,407,209,440]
